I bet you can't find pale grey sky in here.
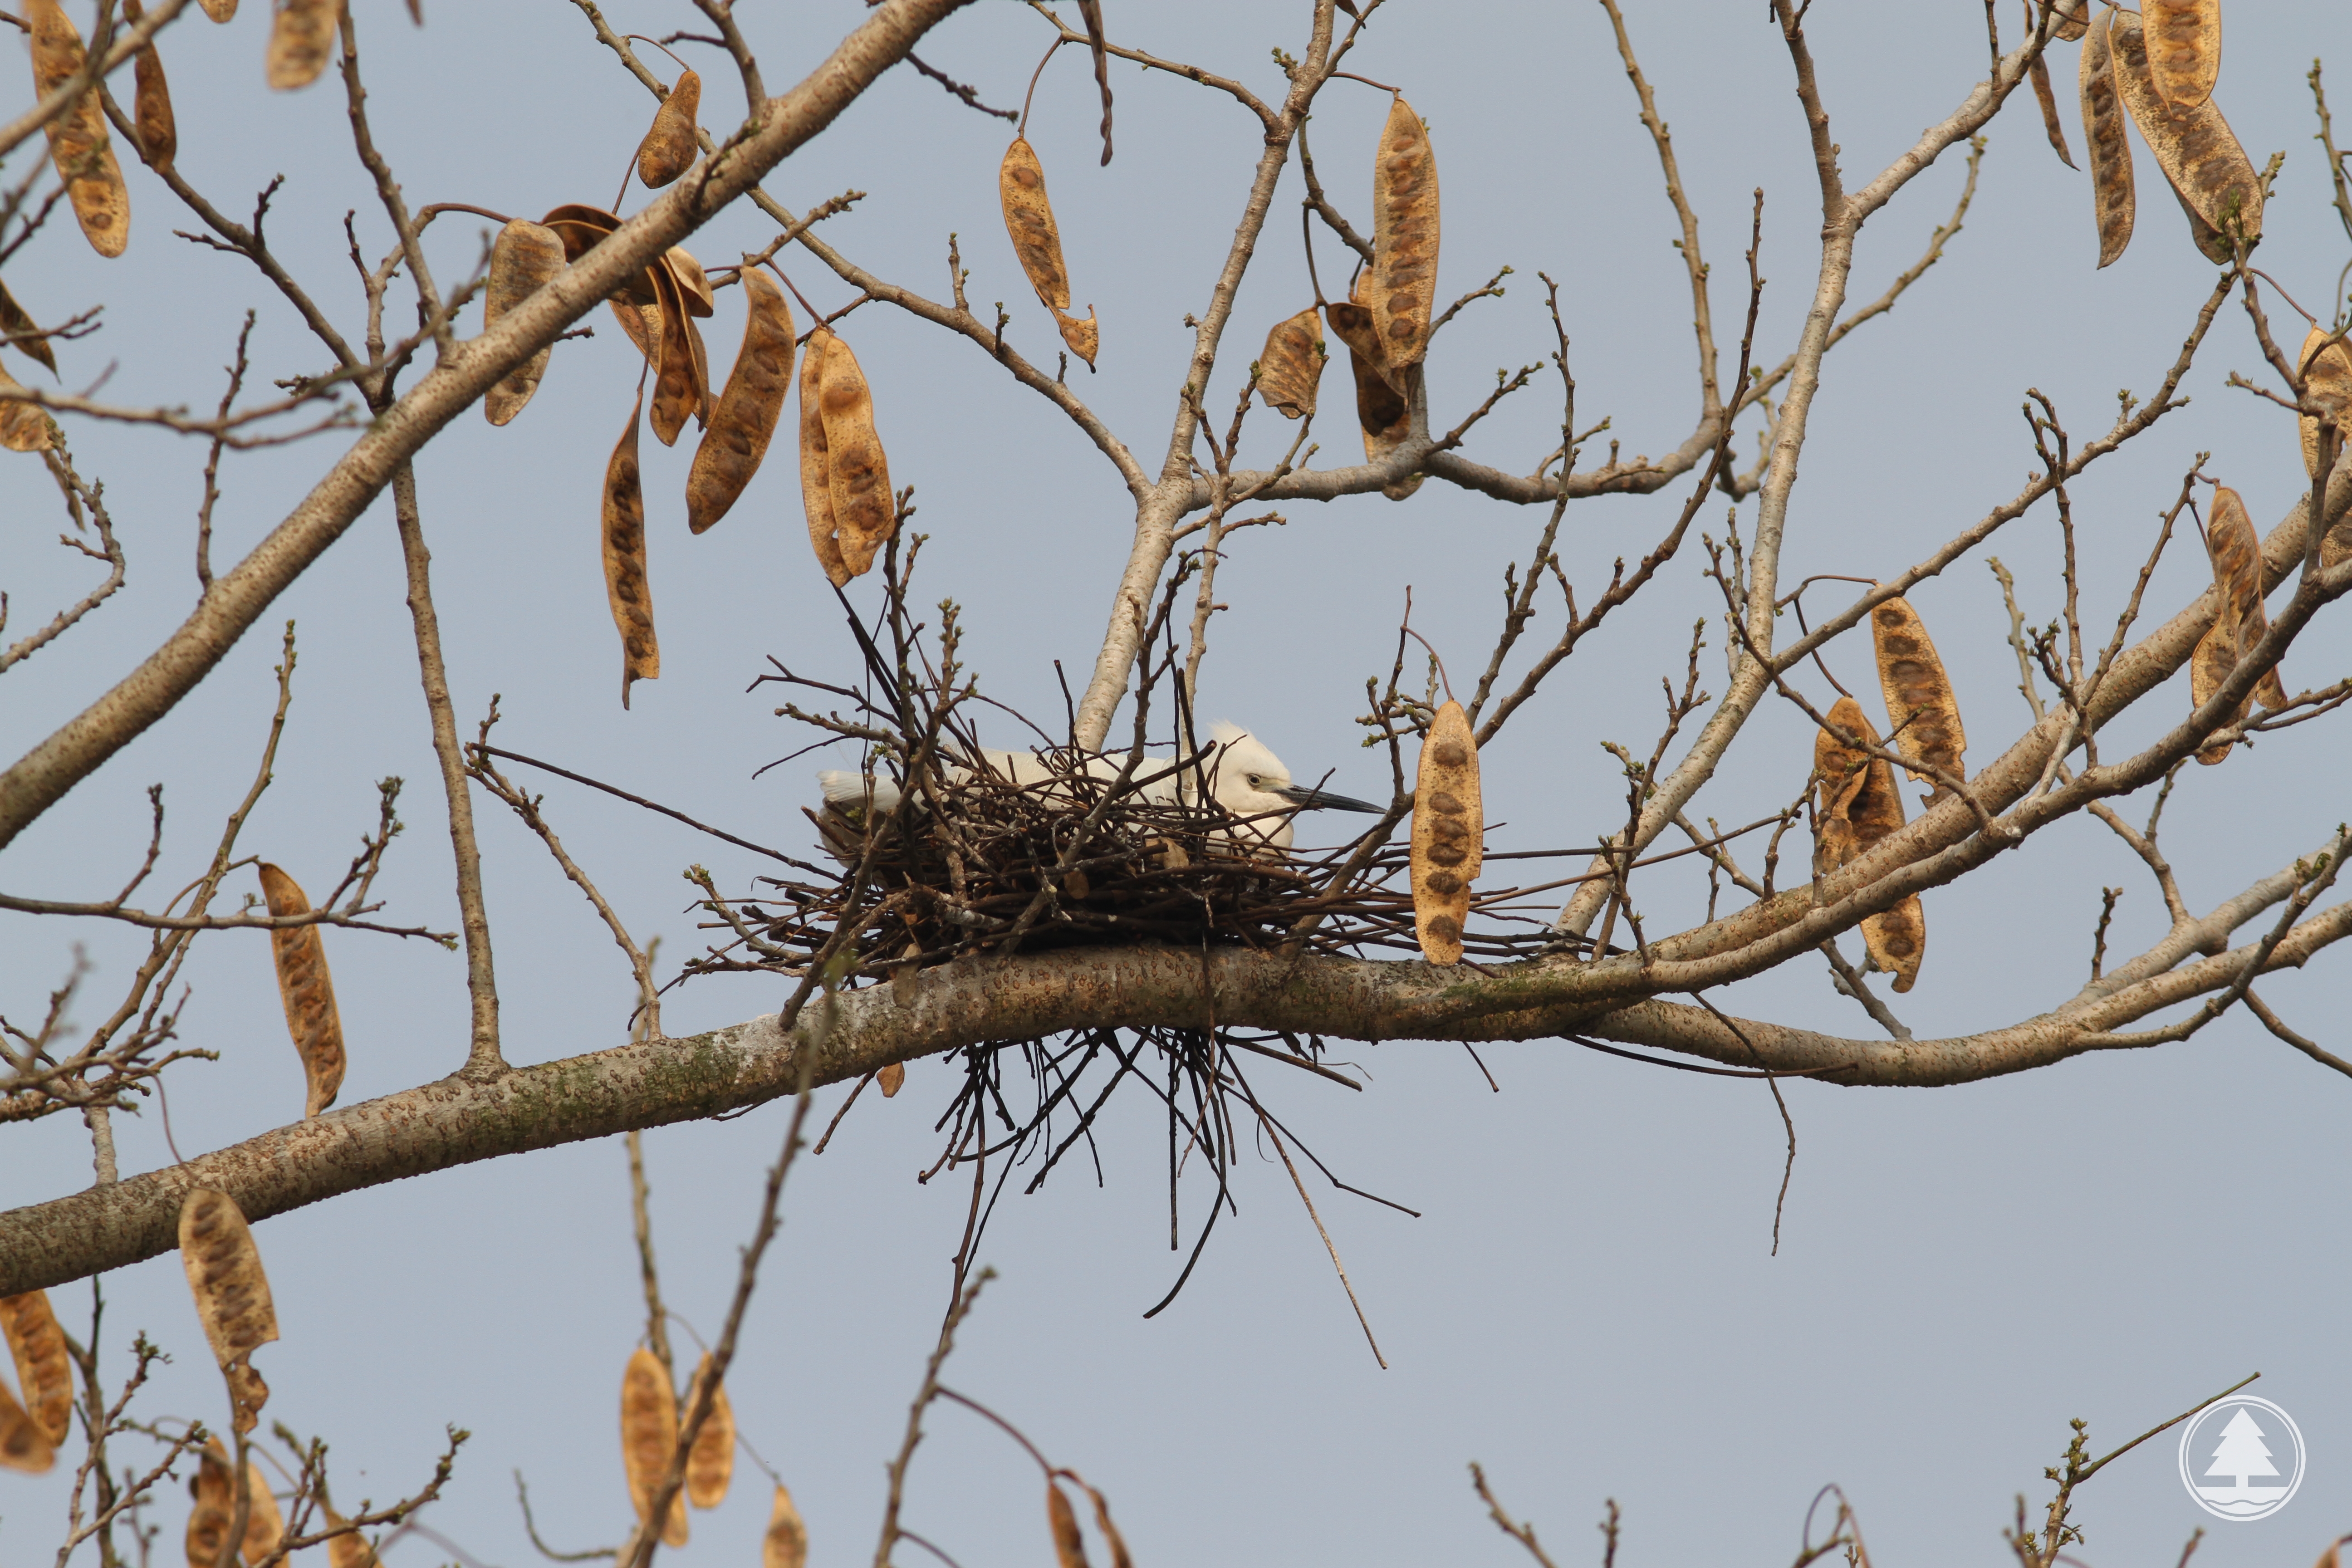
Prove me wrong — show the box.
[4,2,2349,1564]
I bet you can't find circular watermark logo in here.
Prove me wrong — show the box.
[2178,1395,2306,1522]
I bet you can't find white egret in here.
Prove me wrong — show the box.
[817,720,1381,851]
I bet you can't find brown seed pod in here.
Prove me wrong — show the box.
[178,1188,277,1432]
[2079,9,2137,267]
[2298,326,2352,481]
[1811,697,1922,992]
[2029,51,2077,169]
[1411,699,1481,965]
[1055,306,1099,371]
[0,366,57,452]
[0,1371,54,1475]
[255,863,347,1118]
[188,1443,233,1568]
[1332,273,1421,499]
[0,1292,74,1447]
[0,279,59,377]
[647,262,709,448]
[199,0,237,17]
[799,328,850,587]
[610,298,665,371]
[121,0,178,169]
[1256,307,1326,419]
[603,392,660,709]
[637,69,702,189]
[240,1455,286,1565]
[266,0,343,92]
[2141,0,2219,111]
[813,330,896,579]
[683,1354,734,1509]
[763,1484,808,1568]
[620,1346,688,1548]
[686,265,795,535]
[542,204,662,309]
[26,0,130,259]
[999,136,1072,314]
[1083,1483,1135,1568]
[2045,0,2089,43]
[2108,11,2262,251]
[1869,597,1967,790]
[1047,1480,1091,1568]
[1369,95,1439,388]
[2189,620,2244,764]
[2204,485,2287,709]
[878,1061,906,1097]
[481,221,566,426]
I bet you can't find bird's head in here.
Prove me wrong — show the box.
[1199,720,1382,848]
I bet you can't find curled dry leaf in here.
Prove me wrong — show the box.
[620,1346,688,1548]
[2108,11,2262,253]
[762,1484,808,1568]
[1256,306,1326,419]
[1047,1480,1091,1568]
[121,0,178,169]
[604,391,660,709]
[1000,136,1072,314]
[2141,0,2219,111]
[2045,0,2089,42]
[482,220,567,426]
[683,1354,734,1509]
[179,1188,278,1431]
[0,279,59,377]
[2079,9,2137,267]
[2298,325,2352,482]
[0,1371,53,1475]
[1869,597,1966,790]
[686,264,795,534]
[1369,95,1439,388]
[1811,697,1924,992]
[256,862,347,1117]
[2203,484,2288,709]
[801,329,896,581]
[1411,699,1481,965]
[2029,50,2077,169]
[26,0,130,259]
[0,365,58,452]
[2189,620,2245,764]
[877,1061,906,1097]
[637,69,702,189]
[0,1291,74,1446]
[266,0,344,92]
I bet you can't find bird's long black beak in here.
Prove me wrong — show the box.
[1273,783,1384,813]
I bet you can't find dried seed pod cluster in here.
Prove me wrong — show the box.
[257,862,347,1117]
[1812,696,1925,992]
[636,70,703,189]
[179,1187,279,1432]
[620,1347,689,1548]
[1869,597,1967,793]
[0,1292,72,1450]
[2102,8,2262,264]
[999,136,1100,368]
[26,0,130,259]
[1411,700,1481,965]
[799,328,897,586]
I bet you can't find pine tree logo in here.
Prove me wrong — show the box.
[2178,1396,2306,1521]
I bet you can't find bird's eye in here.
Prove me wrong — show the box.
[1247,775,1262,788]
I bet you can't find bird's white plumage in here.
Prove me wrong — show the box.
[816,721,1348,851]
